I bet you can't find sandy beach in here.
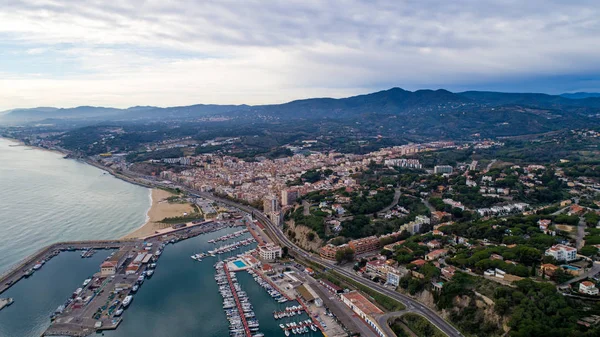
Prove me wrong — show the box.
[122,189,195,239]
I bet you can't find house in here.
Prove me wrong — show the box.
[490,254,504,261]
[540,264,559,276]
[425,249,448,261]
[410,259,427,267]
[441,266,456,280]
[427,240,441,249]
[579,281,599,295]
[545,244,578,262]
[569,204,586,216]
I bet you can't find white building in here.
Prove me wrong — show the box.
[545,244,577,262]
[579,281,599,295]
[434,165,453,174]
[258,243,282,261]
[340,291,386,337]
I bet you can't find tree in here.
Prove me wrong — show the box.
[282,246,289,258]
[581,245,598,257]
[335,247,355,264]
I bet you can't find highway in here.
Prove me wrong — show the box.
[105,169,463,337]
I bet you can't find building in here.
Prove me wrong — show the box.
[365,259,388,278]
[100,261,118,276]
[579,281,599,295]
[545,244,577,262]
[340,291,386,337]
[540,264,559,276]
[434,165,453,174]
[268,210,282,226]
[320,244,344,260]
[441,266,456,280]
[348,236,380,255]
[258,243,282,261]
[281,189,299,206]
[386,266,407,287]
[263,195,279,213]
[426,240,441,249]
[99,249,128,276]
[425,249,448,261]
[319,279,343,294]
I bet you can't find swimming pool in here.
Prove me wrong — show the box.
[233,260,247,268]
[561,265,580,271]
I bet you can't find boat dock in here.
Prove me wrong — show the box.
[0,240,139,295]
[223,264,253,337]
[252,269,325,333]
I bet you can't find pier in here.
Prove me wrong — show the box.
[253,269,325,333]
[223,264,252,337]
[0,240,139,295]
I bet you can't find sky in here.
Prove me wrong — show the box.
[0,0,599,110]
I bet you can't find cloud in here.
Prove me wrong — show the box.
[0,0,599,110]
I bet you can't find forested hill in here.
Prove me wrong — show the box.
[1,88,599,139]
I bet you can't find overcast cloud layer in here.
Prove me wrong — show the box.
[0,0,599,110]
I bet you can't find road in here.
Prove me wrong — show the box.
[106,169,463,337]
[376,310,408,337]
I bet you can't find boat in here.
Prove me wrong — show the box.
[122,295,133,308]
[131,284,139,293]
[137,275,145,284]
[279,324,285,329]
[0,298,14,311]
[82,278,92,287]
[311,324,317,332]
[33,263,43,270]
[114,308,124,316]
[285,330,290,337]
[146,269,154,277]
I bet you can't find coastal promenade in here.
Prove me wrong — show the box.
[0,240,139,295]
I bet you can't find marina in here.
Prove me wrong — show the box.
[0,217,323,337]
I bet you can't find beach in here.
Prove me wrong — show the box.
[122,189,195,239]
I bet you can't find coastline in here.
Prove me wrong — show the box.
[1,137,194,240]
[0,136,66,156]
[121,188,195,239]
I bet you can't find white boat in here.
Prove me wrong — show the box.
[114,308,123,316]
[131,284,139,293]
[146,270,154,277]
[82,278,92,287]
[122,295,133,307]
[285,330,290,337]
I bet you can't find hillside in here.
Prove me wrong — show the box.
[2,88,599,142]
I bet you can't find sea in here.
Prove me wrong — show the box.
[0,138,324,337]
[0,137,150,274]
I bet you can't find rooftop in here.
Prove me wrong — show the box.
[341,291,384,316]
